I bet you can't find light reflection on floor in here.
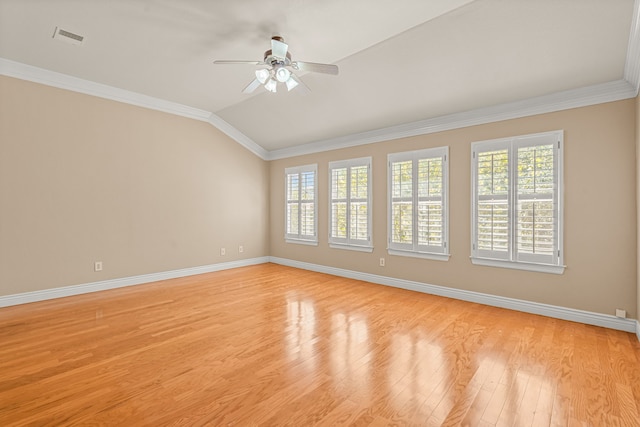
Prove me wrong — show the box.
[279,286,593,424]
[285,295,318,374]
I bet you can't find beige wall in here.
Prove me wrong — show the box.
[2,74,637,320]
[0,76,270,297]
[637,94,640,322]
[270,99,638,318]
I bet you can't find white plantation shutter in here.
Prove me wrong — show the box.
[350,165,369,241]
[471,131,563,273]
[285,164,318,244]
[286,173,300,235]
[390,160,413,248]
[515,138,557,265]
[388,147,449,260]
[330,167,348,239]
[475,146,510,260]
[417,157,444,248]
[329,158,372,250]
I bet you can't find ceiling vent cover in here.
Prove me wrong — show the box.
[52,27,84,45]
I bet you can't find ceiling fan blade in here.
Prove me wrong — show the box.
[242,78,262,94]
[290,74,310,95]
[213,60,263,65]
[292,61,339,75]
[271,38,288,59]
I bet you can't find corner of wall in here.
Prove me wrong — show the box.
[636,93,640,329]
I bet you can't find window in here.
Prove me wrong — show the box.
[285,164,318,245]
[471,130,564,274]
[328,157,372,252]
[388,147,449,260]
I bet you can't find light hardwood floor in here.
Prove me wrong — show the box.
[1,263,639,426]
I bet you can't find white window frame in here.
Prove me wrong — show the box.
[471,130,565,274]
[387,147,450,261]
[285,164,318,245]
[328,157,373,252]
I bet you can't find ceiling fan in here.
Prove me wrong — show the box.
[213,36,339,94]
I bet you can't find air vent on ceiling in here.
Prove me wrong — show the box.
[52,27,84,46]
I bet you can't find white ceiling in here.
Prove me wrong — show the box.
[0,0,638,154]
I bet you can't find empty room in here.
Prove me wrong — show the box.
[1,0,640,425]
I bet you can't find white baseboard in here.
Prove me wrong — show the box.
[269,257,638,334]
[0,257,270,308]
[2,256,638,340]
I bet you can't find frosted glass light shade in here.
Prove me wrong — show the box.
[285,76,299,91]
[264,78,277,93]
[275,67,291,83]
[255,69,270,84]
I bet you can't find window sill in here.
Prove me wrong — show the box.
[285,238,318,246]
[388,249,450,261]
[329,243,374,253]
[470,257,565,274]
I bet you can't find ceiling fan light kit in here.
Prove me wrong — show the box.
[264,78,278,93]
[214,36,339,94]
[275,67,291,83]
[285,75,299,91]
[255,68,270,84]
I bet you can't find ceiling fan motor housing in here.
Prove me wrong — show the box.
[264,50,292,67]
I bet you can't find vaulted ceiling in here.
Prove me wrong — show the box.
[1,0,638,158]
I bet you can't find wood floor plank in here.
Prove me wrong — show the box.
[1,263,639,426]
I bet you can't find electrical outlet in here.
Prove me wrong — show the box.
[94,261,103,272]
[239,245,244,253]
[220,248,226,256]
[615,309,626,318]
[379,257,385,267]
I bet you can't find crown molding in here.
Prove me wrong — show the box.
[267,79,637,160]
[0,57,269,160]
[206,114,269,159]
[625,0,640,94]
[0,57,212,121]
[3,10,639,164]
[269,0,640,160]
